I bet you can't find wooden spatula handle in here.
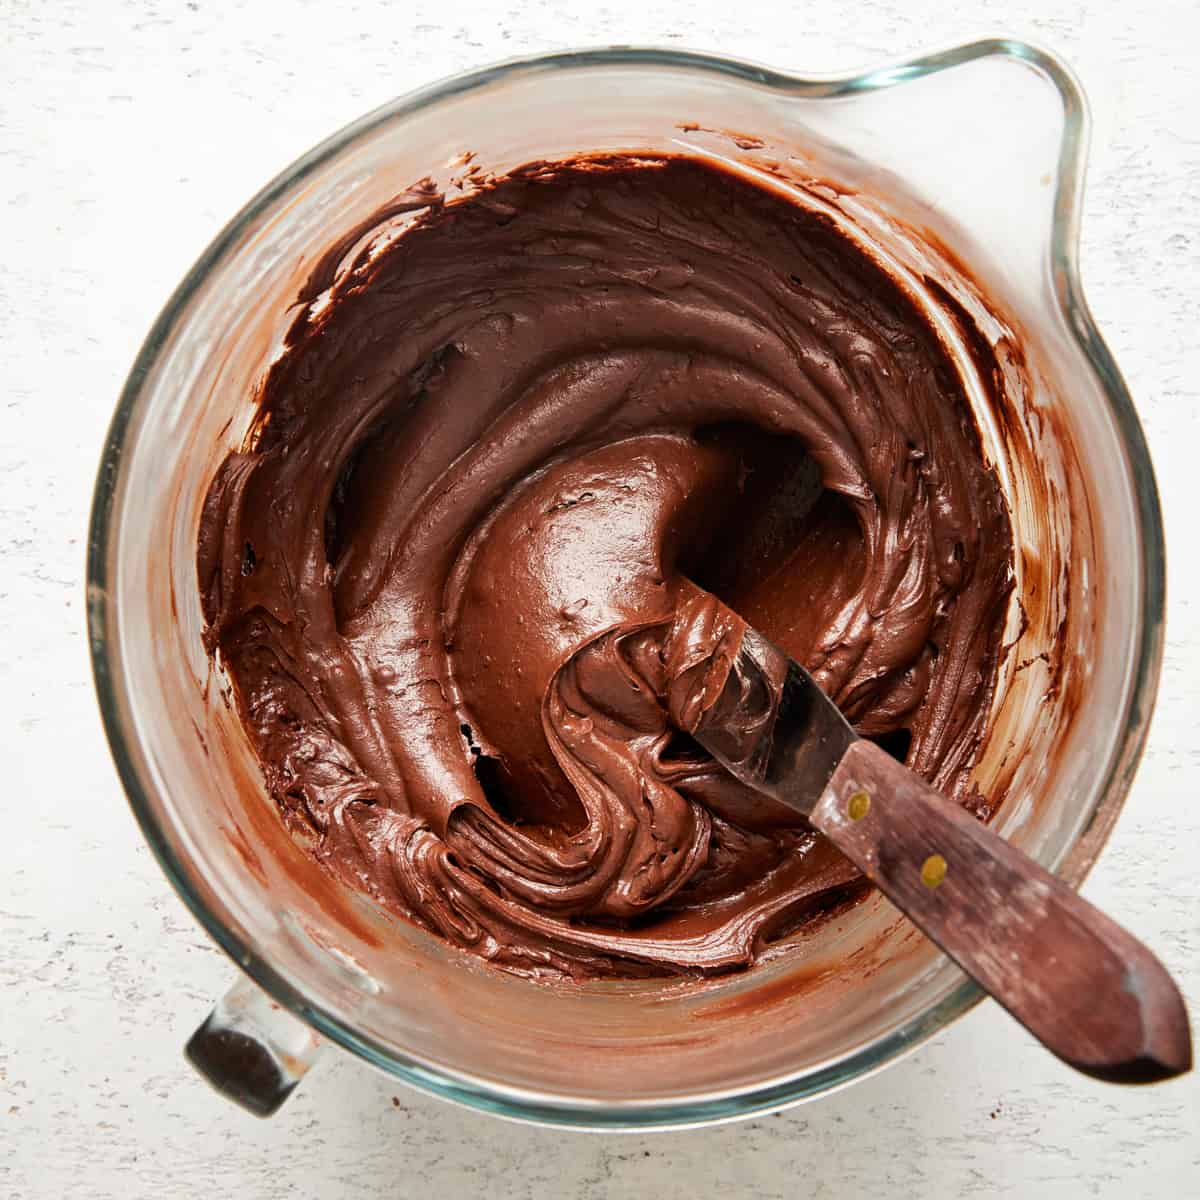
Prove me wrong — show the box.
[811,739,1191,1082]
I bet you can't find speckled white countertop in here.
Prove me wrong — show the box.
[3,1,1198,1195]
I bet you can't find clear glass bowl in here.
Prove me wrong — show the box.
[87,39,1165,1127]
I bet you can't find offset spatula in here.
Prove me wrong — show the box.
[671,590,1191,1083]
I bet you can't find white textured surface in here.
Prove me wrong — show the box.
[3,0,1198,1195]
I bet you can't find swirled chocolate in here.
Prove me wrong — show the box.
[197,155,1013,980]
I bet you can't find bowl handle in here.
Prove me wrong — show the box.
[186,974,324,1116]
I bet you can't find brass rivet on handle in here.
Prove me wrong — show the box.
[921,854,948,888]
[847,790,871,821]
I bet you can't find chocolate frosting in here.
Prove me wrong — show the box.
[198,156,1013,980]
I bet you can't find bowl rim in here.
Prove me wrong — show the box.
[86,37,1166,1129]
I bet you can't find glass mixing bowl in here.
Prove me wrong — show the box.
[87,39,1165,1127]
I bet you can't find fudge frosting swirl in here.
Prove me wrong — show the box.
[198,156,1013,980]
